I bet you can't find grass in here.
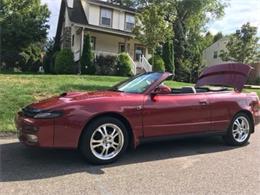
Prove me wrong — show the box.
[0,74,259,133]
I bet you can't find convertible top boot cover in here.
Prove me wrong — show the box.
[196,63,252,92]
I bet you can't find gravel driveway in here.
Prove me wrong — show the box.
[1,126,260,195]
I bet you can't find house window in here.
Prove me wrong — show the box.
[119,43,130,53]
[125,14,135,31]
[72,34,75,47]
[91,36,96,50]
[213,51,218,59]
[100,8,112,27]
[134,44,145,61]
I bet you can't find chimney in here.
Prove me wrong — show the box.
[67,0,74,8]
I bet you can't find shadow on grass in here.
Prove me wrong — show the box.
[0,136,240,182]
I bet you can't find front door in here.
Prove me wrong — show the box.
[134,44,145,61]
[143,93,211,137]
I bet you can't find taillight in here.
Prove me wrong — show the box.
[252,101,260,112]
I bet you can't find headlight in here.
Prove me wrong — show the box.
[34,111,63,119]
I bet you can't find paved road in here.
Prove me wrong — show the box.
[1,127,260,195]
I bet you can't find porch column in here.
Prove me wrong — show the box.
[80,27,85,55]
[124,37,130,53]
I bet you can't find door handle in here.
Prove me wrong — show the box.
[199,100,208,105]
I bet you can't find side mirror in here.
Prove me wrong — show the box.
[150,91,158,102]
[151,85,171,101]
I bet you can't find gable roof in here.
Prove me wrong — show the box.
[55,0,136,49]
[67,0,88,25]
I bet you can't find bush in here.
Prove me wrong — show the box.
[249,77,260,85]
[117,53,132,76]
[95,55,117,75]
[54,49,75,74]
[149,55,165,72]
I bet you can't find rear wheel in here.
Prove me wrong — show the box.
[223,113,252,146]
[80,117,129,164]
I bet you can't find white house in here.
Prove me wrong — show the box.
[202,37,232,67]
[55,0,152,74]
[202,37,260,81]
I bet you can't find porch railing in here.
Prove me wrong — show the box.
[93,51,118,58]
[74,50,81,62]
[139,55,152,72]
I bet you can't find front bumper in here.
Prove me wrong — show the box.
[15,112,55,147]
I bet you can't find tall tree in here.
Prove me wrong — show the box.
[213,32,223,43]
[0,0,50,69]
[80,34,95,74]
[43,38,55,73]
[134,4,172,66]
[162,40,174,73]
[169,0,225,78]
[220,23,260,64]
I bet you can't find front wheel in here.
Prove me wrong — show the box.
[79,117,129,164]
[223,113,252,146]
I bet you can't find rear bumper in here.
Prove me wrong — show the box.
[15,113,54,147]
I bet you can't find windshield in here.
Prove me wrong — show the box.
[112,72,163,93]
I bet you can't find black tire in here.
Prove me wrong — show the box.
[223,113,252,146]
[79,116,129,165]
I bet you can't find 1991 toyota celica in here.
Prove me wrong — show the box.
[15,63,260,164]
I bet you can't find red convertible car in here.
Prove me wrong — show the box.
[15,63,260,164]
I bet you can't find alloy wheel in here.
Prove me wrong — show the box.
[232,116,250,143]
[90,123,124,160]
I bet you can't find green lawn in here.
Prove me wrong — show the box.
[0,74,259,133]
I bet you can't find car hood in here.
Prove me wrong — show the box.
[29,91,123,110]
[195,63,253,92]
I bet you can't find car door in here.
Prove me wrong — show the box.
[206,92,232,131]
[142,93,211,137]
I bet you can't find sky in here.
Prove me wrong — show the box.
[41,0,260,38]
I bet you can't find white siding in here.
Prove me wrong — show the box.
[88,4,100,25]
[86,3,131,31]
[202,38,232,66]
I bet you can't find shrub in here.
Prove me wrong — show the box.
[117,53,132,76]
[95,55,117,75]
[80,34,95,74]
[54,49,75,74]
[250,77,260,85]
[149,55,165,72]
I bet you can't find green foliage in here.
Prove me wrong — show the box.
[117,53,132,76]
[1,0,50,70]
[149,55,165,72]
[220,23,260,64]
[213,32,223,43]
[95,55,118,75]
[43,39,56,73]
[54,49,75,74]
[80,34,95,74]
[19,43,43,72]
[110,0,137,8]
[168,0,226,79]
[134,4,172,64]
[162,41,174,73]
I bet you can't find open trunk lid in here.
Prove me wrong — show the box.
[195,63,253,92]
